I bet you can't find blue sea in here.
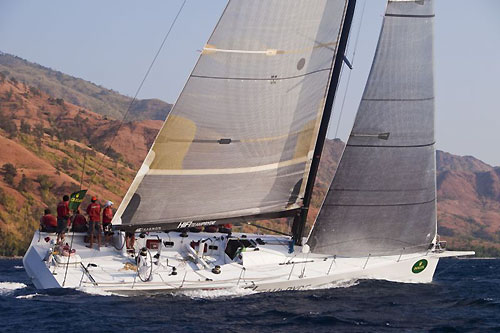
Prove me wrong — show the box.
[1,258,499,332]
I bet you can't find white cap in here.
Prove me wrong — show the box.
[105,201,113,207]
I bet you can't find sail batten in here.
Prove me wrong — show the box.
[308,0,436,256]
[190,67,331,81]
[147,156,309,176]
[115,0,350,227]
[346,142,435,148]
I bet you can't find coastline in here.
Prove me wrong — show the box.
[0,256,23,260]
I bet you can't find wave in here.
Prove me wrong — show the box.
[16,293,45,299]
[76,286,124,297]
[174,279,358,299]
[305,279,360,291]
[0,282,27,295]
[176,286,258,299]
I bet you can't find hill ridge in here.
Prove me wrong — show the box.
[0,63,499,257]
[0,52,172,121]
[0,77,160,255]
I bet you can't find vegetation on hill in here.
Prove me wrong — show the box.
[436,151,500,256]
[0,76,158,256]
[1,62,500,257]
[0,52,172,121]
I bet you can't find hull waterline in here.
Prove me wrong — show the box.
[23,230,473,295]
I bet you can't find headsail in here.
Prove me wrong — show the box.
[309,0,436,256]
[114,0,351,229]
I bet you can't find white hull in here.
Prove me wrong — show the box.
[23,230,473,295]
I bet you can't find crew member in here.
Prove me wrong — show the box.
[125,231,135,251]
[71,208,88,233]
[219,223,233,234]
[204,225,218,233]
[56,195,70,244]
[86,196,102,250]
[40,208,57,233]
[102,201,114,246]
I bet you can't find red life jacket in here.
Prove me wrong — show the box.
[41,214,57,228]
[57,201,70,220]
[102,207,113,224]
[86,202,101,222]
[72,214,87,226]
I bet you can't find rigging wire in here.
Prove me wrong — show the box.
[63,148,90,286]
[433,257,461,277]
[62,217,76,287]
[333,0,367,139]
[85,0,187,190]
[63,2,187,284]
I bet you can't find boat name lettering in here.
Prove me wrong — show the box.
[249,285,311,292]
[137,226,162,232]
[177,220,217,229]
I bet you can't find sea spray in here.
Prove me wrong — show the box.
[0,282,27,295]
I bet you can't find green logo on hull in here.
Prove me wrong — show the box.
[412,259,428,274]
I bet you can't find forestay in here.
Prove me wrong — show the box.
[309,0,436,256]
[114,0,349,228]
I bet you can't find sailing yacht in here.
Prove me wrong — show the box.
[23,0,473,293]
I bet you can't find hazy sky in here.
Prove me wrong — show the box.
[0,0,499,165]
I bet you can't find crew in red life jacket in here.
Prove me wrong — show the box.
[40,208,57,233]
[102,201,114,246]
[125,231,135,251]
[204,225,218,233]
[56,195,70,244]
[71,208,88,233]
[205,223,233,233]
[86,196,102,250]
[219,223,232,234]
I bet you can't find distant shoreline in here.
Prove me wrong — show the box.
[459,257,499,260]
[0,256,23,260]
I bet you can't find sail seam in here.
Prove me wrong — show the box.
[385,14,435,18]
[331,188,432,193]
[202,42,339,56]
[313,239,429,251]
[162,127,315,145]
[147,156,309,175]
[346,142,435,148]
[325,198,435,207]
[362,97,434,102]
[191,68,330,81]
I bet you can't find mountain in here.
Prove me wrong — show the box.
[0,65,499,257]
[436,151,500,256]
[0,52,172,121]
[303,147,500,257]
[0,76,161,255]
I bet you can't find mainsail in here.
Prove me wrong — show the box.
[115,0,351,229]
[309,0,436,256]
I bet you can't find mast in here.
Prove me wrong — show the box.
[115,1,354,231]
[292,0,357,245]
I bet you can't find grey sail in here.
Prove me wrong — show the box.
[114,0,351,228]
[308,0,436,256]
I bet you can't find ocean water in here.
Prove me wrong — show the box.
[1,258,499,332]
